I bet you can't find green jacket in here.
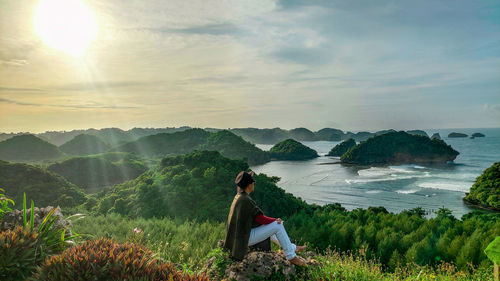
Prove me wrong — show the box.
[223,191,263,260]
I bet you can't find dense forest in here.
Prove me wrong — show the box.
[463,162,500,211]
[47,152,148,192]
[327,138,356,157]
[59,134,111,156]
[269,139,319,160]
[0,134,64,162]
[0,160,87,208]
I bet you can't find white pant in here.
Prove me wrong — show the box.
[247,221,297,260]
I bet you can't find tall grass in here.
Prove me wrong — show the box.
[71,213,225,270]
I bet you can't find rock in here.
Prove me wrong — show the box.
[0,206,72,237]
[448,132,468,138]
[205,246,317,281]
[472,133,485,138]
[431,133,441,140]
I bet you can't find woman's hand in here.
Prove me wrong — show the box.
[276,218,283,224]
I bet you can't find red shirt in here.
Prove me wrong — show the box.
[253,214,276,225]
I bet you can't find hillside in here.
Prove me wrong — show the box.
[269,139,319,160]
[0,160,86,208]
[341,131,459,165]
[114,128,210,157]
[463,162,500,211]
[59,134,111,156]
[91,150,308,220]
[0,134,64,162]
[47,152,148,192]
[327,138,356,157]
[114,129,270,165]
[200,130,270,165]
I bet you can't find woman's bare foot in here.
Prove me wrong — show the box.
[289,256,307,266]
[295,245,307,252]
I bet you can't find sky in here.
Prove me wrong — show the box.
[0,0,499,133]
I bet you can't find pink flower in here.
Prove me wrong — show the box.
[133,227,142,234]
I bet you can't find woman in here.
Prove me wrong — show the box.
[223,170,307,266]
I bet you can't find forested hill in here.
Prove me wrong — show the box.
[0,160,87,208]
[59,134,110,156]
[0,134,64,162]
[47,152,148,192]
[1,126,435,146]
[114,129,270,165]
[464,162,500,211]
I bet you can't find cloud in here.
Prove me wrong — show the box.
[0,59,28,67]
[0,98,137,109]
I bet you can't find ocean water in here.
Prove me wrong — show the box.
[251,128,500,219]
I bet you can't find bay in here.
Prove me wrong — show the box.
[250,128,500,218]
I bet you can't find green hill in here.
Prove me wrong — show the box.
[59,134,111,156]
[269,139,319,160]
[0,134,64,162]
[341,131,459,165]
[463,162,500,211]
[114,129,270,165]
[47,153,148,192]
[92,150,308,220]
[327,138,356,157]
[0,160,86,208]
[114,128,210,157]
[200,130,270,165]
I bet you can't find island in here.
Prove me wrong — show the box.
[327,138,356,157]
[340,131,459,165]
[463,162,500,211]
[269,138,319,160]
[472,133,485,138]
[448,132,468,138]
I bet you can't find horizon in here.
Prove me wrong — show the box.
[1,125,499,135]
[1,0,499,132]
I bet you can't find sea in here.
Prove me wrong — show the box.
[250,128,500,219]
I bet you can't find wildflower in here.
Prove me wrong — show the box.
[133,227,142,234]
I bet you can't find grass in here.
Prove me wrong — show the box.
[71,214,496,280]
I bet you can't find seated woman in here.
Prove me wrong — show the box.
[223,171,307,266]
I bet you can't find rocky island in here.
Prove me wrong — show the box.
[340,131,459,165]
[327,138,356,157]
[463,162,500,211]
[472,133,485,138]
[448,132,468,138]
[269,139,319,160]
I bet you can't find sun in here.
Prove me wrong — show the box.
[34,0,98,57]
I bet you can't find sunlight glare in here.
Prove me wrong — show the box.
[34,0,98,57]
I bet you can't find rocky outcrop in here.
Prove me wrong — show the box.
[431,133,441,140]
[0,206,72,237]
[472,133,485,138]
[205,248,317,281]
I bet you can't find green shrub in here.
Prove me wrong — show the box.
[0,187,14,220]
[0,226,42,281]
[31,238,210,281]
[0,193,73,281]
